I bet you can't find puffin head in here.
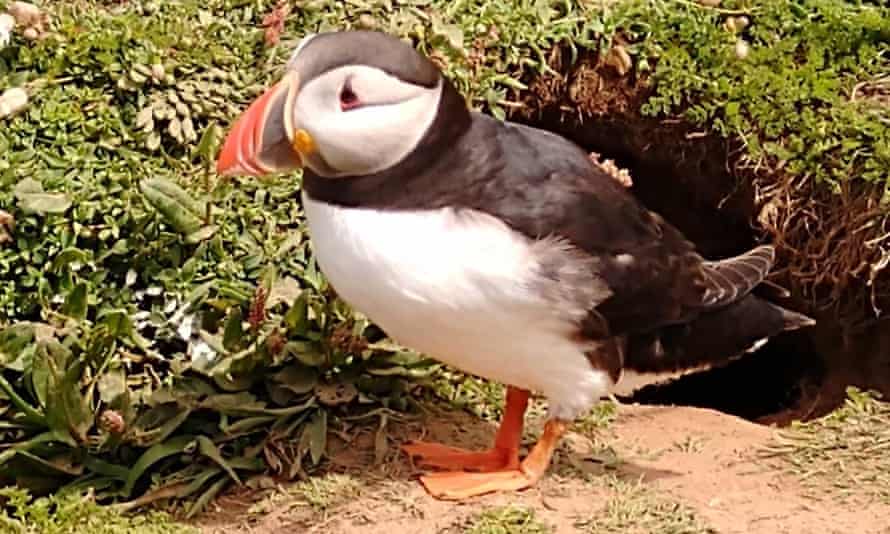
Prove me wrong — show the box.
[216,30,467,179]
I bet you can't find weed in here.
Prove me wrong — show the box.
[464,504,552,534]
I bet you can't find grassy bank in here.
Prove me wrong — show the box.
[0,0,887,523]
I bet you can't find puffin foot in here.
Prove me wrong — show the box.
[418,469,536,500]
[415,418,568,501]
[401,441,518,472]
[402,386,530,473]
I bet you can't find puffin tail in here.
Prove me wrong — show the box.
[623,294,815,379]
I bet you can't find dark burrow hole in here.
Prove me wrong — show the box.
[516,108,890,426]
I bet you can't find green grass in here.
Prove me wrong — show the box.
[0,487,196,534]
[247,472,362,520]
[574,476,716,534]
[464,505,552,534]
[760,387,890,504]
[0,0,888,521]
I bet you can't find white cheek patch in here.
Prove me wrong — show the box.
[293,66,443,177]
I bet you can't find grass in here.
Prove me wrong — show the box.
[464,505,552,534]
[574,475,716,534]
[247,472,362,520]
[761,387,890,504]
[0,487,196,534]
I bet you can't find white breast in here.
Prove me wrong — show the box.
[302,193,613,420]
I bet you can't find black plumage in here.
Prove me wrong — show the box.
[302,71,814,379]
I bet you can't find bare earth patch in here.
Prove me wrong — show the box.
[193,402,890,534]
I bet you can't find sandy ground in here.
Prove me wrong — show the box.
[194,402,890,534]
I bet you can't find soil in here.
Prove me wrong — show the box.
[193,402,890,533]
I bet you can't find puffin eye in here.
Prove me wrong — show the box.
[339,81,360,111]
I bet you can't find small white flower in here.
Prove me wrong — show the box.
[189,340,219,367]
[0,14,14,48]
[735,39,751,60]
[146,286,163,296]
[0,87,28,118]
[175,312,196,340]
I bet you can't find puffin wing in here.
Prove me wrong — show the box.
[463,120,776,338]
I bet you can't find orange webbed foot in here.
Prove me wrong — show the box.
[410,418,569,501]
[418,469,536,500]
[401,441,517,472]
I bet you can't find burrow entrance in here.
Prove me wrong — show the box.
[512,57,890,426]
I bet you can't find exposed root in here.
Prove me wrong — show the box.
[747,159,890,324]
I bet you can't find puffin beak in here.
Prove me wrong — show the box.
[216,71,309,177]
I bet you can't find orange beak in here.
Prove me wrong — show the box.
[216,72,304,177]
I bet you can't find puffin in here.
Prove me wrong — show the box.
[215,30,814,500]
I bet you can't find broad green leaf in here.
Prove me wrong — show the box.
[123,434,197,496]
[98,309,133,338]
[180,467,223,498]
[139,177,206,235]
[185,225,217,244]
[51,248,91,272]
[14,177,71,214]
[62,283,88,320]
[17,192,72,215]
[97,368,127,405]
[220,415,276,435]
[272,365,318,395]
[284,341,325,367]
[198,392,265,414]
[13,177,43,196]
[0,432,55,467]
[131,406,192,447]
[30,339,72,409]
[194,120,221,163]
[83,455,130,480]
[43,351,91,445]
[222,308,245,351]
[14,450,84,476]
[283,293,309,333]
[185,476,228,519]
[306,410,327,466]
[267,277,303,310]
[196,435,241,484]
